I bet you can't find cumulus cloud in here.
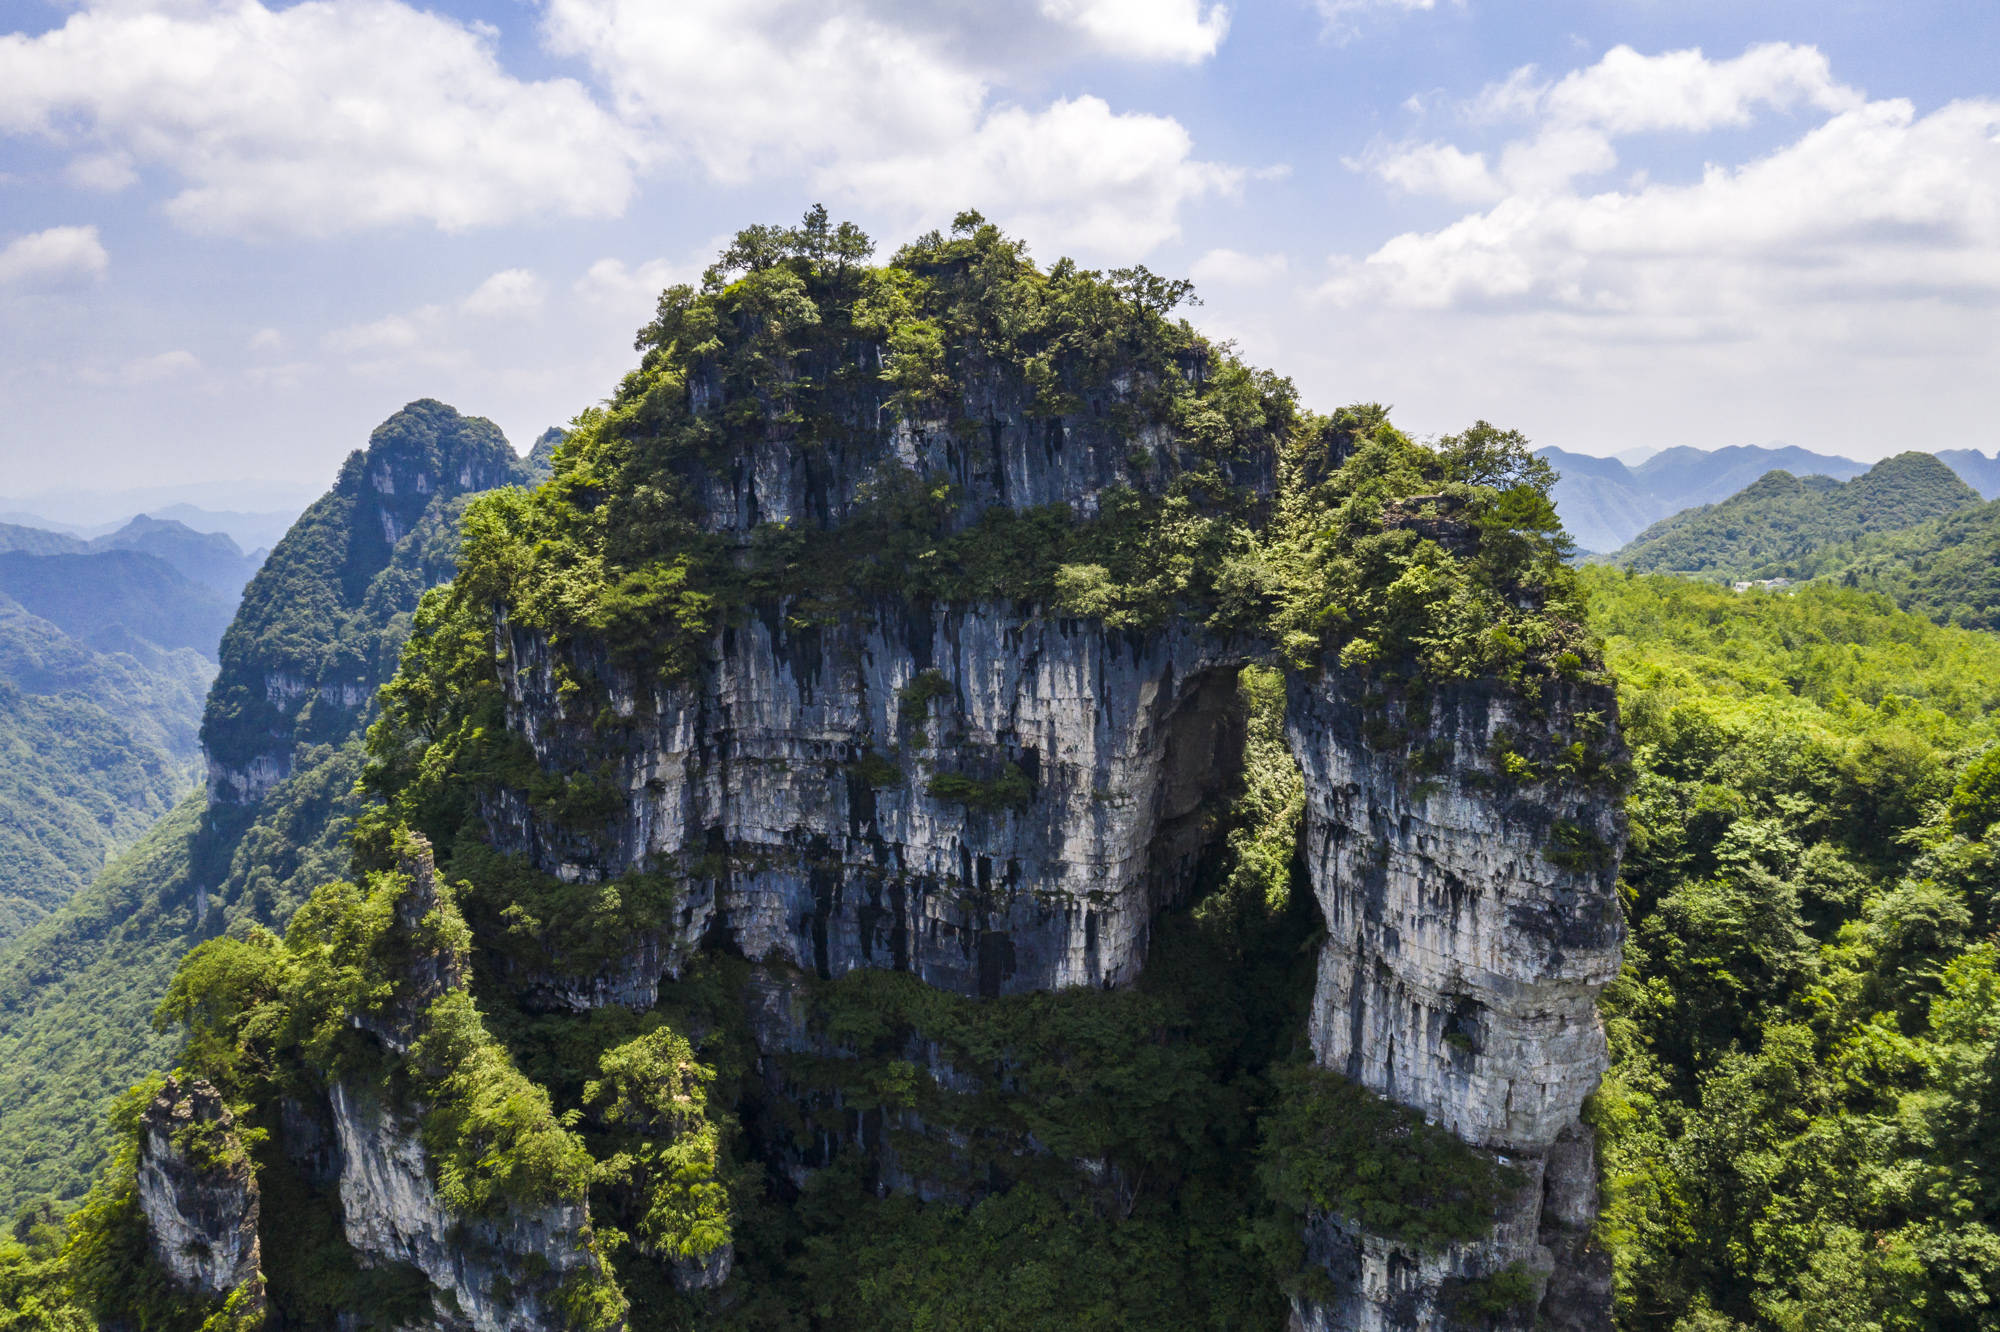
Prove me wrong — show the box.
[1329,49,2000,325]
[462,268,546,317]
[0,225,109,286]
[1038,0,1229,63]
[540,0,1240,254]
[842,96,1240,253]
[0,0,641,236]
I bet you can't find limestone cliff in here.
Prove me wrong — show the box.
[1287,669,1623,1329]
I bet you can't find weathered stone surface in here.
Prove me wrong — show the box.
[490,605,1250,1002]
[135,1074,265,1308]
[1286,667,1624,1330]
[329,1082,600,1332]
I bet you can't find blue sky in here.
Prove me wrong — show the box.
[2,0,1997,501]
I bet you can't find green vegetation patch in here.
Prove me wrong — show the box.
[1258,1063,1522,1251]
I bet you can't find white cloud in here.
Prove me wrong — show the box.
[1331,76,2000,321]
[1483,42,1862,134]
[540,0,1238,255]
[1038,0,1229,63]
[246,327,283,353]
[1360,141,1502,202]
[63,151,136,192]
[842,96,1240,254]
[462,268,546,317]
[120,350,200,384]
[0,0,640,237]
[575,257,693,309]
[323,306,445,356]
[0,225,109,286]
[1190,248,1288,286]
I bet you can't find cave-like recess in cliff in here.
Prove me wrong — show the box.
[112,211,1624,1332]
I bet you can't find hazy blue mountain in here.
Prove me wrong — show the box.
[0,550,235,658]
[1935,449,2000,499]
[1540,443,1871,552]
[0,522,87,556]
[88,514,262,595]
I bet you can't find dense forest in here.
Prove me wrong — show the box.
[1584,569,2000,1327]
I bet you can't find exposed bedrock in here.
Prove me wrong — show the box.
[1286,667,1625,1330]
[489,602,1252,1001]
[327,1082,601,1332]
[135,1074,266,1310]
[677,362,1276,538]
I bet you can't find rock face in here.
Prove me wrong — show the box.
[135,1074,265,1309]
[327,1082,599,1332]
[491,607,1249,1001]
[1286,669,1624,1330]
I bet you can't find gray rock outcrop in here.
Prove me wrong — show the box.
[327,1082,599,1332]
[1286,669,1623,1330]
[135,1074,266,1309]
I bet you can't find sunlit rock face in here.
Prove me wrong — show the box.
[134,1075,265,1309]
[1286,667,1624,1331]
[488,606,1250,1002]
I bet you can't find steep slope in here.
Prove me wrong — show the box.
[0,400,534,1212]
[78,215,1623,1331]
[1538,443,1868,553]
[0,587,213,946]
[1611,452,1979,577]
[200,398,523,805]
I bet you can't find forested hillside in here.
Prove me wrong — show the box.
[0,549,219,946]
[1611,452,1979,578]
[1822,500,2000,632]
[1588,568,2000,1327]
[0,401,534,1212]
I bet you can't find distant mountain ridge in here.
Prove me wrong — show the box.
[1539,443,1873,552]
[1611,452,1982,576]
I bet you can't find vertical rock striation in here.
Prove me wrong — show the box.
[490,608,1249,1002]
[327,1082,599,1332]
[1286,668,1624,1330]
